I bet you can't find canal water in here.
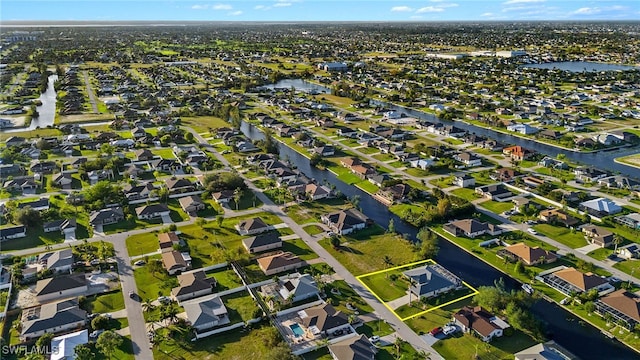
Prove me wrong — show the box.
[4,74,58,133]
[523,61,639,72]
[240,120,639,359]
[266,79,640,180]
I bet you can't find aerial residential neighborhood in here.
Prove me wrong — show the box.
[1,13,640,360]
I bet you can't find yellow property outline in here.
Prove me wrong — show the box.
[356,259,479,321]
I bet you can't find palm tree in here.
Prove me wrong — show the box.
[613,234,623,253]
[142,300,156,314]
[382,256,393,279]
[233,187,242,211]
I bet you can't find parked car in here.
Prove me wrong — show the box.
[368,335,380,343]
[442,325,457,336]
[134,260,146,266]
[157,296,171,304]
[527,228,538,235]
[89,329,104,338]
[429,327,443,336]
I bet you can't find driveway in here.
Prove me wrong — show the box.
[387,294,411,310]
[576,244,600,254]
[161,214,173,224]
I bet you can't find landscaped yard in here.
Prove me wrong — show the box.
[282,238,318,261]
[359,270,409,302]
[221,291,261,324]
[533,224,588,248]
[479,200,514,214]
[433,330,537,360]
[319,225,418,276]
[205,267,243,291]
[355,320,395,338]
[82,291,126,314]
[355,180,380,195]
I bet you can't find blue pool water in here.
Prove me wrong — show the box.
[290,323,304,337]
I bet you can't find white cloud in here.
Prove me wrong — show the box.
[572,7,601,15]
[191,4,209,10]
[273,2,292,7]
[228,10,243,16]
[212,4,233,10]
[416,6,445,13]
[254,5,265,10]
[503,0,545,4]
[481,12,494,17]
[391,6,413,12]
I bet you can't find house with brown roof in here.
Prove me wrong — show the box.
[503,146,535,161]
[581,224,614,248]
[540,267,614,295]
[212,189,234,205]
[443,219,502,239]
[501,242,557,266]
[179,195,205,216]
[256,252,304,276]
[235,217,272,235]
[374,183,412,206]
[171,270,217,303]
[300,303,350,337]
[162,250,192,275]
[538,209,579,227]
[158,232,181,252]
[595,290,640,330]
[491,168,521,182]
[453,306,509,342]
[328,334,377,360]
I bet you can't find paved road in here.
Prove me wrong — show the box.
[82,70,99,114]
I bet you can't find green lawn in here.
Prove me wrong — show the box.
[319,225,418,276]
[181,116,230,134]
[533,224,588,248]
[221,291,261,323]
[206,268,244,291]
[588,247,613,261]
[286,198,350,225]
[355,320,395,338]
[126,231,161,257]
[153,323,293,360]
[479,200,514,214]
[82,291,126,313]
[326,280,374,315]
[434,331,537,360]
[613,260,640,280]
[359,270,409,302]
[337,172,363,185]
[355,180,380,194]
[450,187,481,201]
[282,238,319,261]
[133,257,178,299]
[303,224,325,235]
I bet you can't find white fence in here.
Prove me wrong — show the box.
[275,299,325,318]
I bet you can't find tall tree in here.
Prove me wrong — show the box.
[96,331,122,359]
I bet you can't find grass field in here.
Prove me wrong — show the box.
[282,238,319,261]
[221,291,261,323]
[83,291,126,314]
[479,200,514,214]
[319,226,418,276]
[450,187,481,201]
[533,224,588,248]
[359,270,409,302]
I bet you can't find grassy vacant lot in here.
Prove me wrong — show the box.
[319,225,418,276]
[282,238,318,261]
[613,260,640,280]
[303,224,325,235]
[479,200,514,214]
[359,270,409,302]
[206,267,244,290]
[133,257,178,299]
[434,330,537,360]
[221,291,260,324]
[82,291,125,313]
[327,279,374,315]
[127,231,162,257]
[355,320,395,338]
[153,323,288,360]
[355,180,380,195]
[450,187,481,201]
[181,116,229,134]
[533,224,588,248]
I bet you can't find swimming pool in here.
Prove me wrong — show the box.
[290,323,304,338]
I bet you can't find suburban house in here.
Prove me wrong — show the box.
[500,242,557,266]
[375,183,412,205]
[314,145,335,157]
[574,167,609,183]
[256,252,304,276]
[303,183,331,201]
[515,341,577,360]
[212,189,235,205]
[52,173,73,188]
[404,265,461,299]
[50,330,89,360]
[454,152,482,167]
[39,249,74,273]
[20,299,87,341]
[538,156,568,169]
[123,182,157,202]
[454,174,475,188]
[165,178,197,195]
[328,334,377,360]
[540,267,613,295]
[580,198,622,217]
[581,224,615,248]
[179,195,205,216]
[595,290,640,330]
[235,217,272,235]
[443,219,502,238]
[135,203,170,220]
[475,184,513,201]
[299,303,350,337]
[3,177,38,194]
[453,306,510,342]
[598,175,640,190]
[35,274,88,303]
[410,158,436,170]
[538,209,579,227]
[615,213,640,230]
[183,295,230,333]
[158,232,182,252]
[491,168,521,182]
[43,218,77,238]
[134,148,155,161]
[89,207,124,227]
[171,270,217,302]
[321,208,371,235]
[617,243,640,260]
[242,232,282,254]
[507,123,539,135]
[260,272,319,309]
[0,225,27,241]
[503,146,535,161]
[162,250,192,275]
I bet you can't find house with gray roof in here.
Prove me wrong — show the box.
[260,272,319,309]
[328,334,377,360]
[0,225,26,241]
[183,295,230,332]
[579,197,622,217]
[21,298,87,341]
[242,232,282,254]
[43,218,77,239]
[36,274,88,303]
[235,217,272,235]
[171,270,217,303]
[39,248,74,273]
[404,265,461,299]
[89,207,124,227]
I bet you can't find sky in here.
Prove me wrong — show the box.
[1,0,639,22]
